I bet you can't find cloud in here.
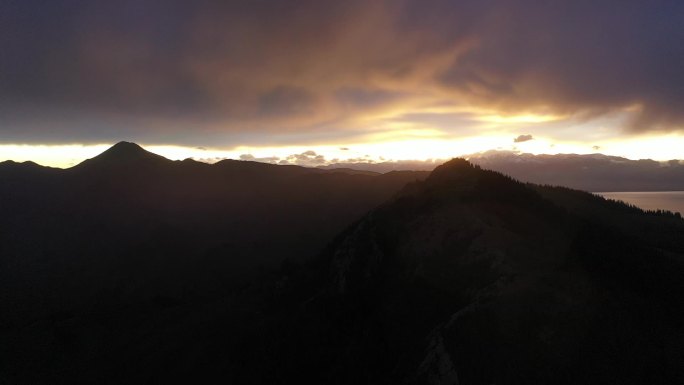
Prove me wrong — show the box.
[237,150,329,167]
[258,86,318,117]
[320,159,442,173]
[235,149,435,170]
[285,151,327,166]
[239,154,280,163]
[1,0,683,145]
[513,134,534,143]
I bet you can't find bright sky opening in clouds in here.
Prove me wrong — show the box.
[1,1,683,167]
[5,129,684,169]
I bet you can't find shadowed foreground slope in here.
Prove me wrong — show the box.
[257,159,684,384]
[2,154,683,384]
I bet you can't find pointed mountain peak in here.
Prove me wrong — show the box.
[102,141,151,157]
[95,141,167,162]
[110,141,144,150]
[426,158,481,185]
[73,141,169,170]
[418,157,534,198]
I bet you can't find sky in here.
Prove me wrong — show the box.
[1,0,684,168]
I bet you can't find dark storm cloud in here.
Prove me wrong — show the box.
[434,1,684,132]
[258,86,318,117]
[1,0,683,144]
[334,88,406,109]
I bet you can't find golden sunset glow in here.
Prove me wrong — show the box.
[5,130,684,169]
[477,114,560,124]
[1,1,683,168]
[5,3,684,383]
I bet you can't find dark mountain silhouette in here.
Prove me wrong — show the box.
[240,159,684,384]
[72,141,170,170]
[321,151,684,192]
[2,151,684,384]
[0,142,429,384]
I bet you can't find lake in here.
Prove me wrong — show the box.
[596,191,684,215]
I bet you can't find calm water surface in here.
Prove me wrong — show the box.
[596,191,684,215]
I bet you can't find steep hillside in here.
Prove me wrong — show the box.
[3,155,683,384]
[0,143,428,354]
[257,159,684,384]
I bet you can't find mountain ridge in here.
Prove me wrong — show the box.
[317,151,684,192]
[253,159,684,384]
[2,150,684,384]
[7,145,684,193]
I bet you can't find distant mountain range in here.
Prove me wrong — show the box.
[1,142,428,328]
[2,143,683,384]
[322,151,684,192]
